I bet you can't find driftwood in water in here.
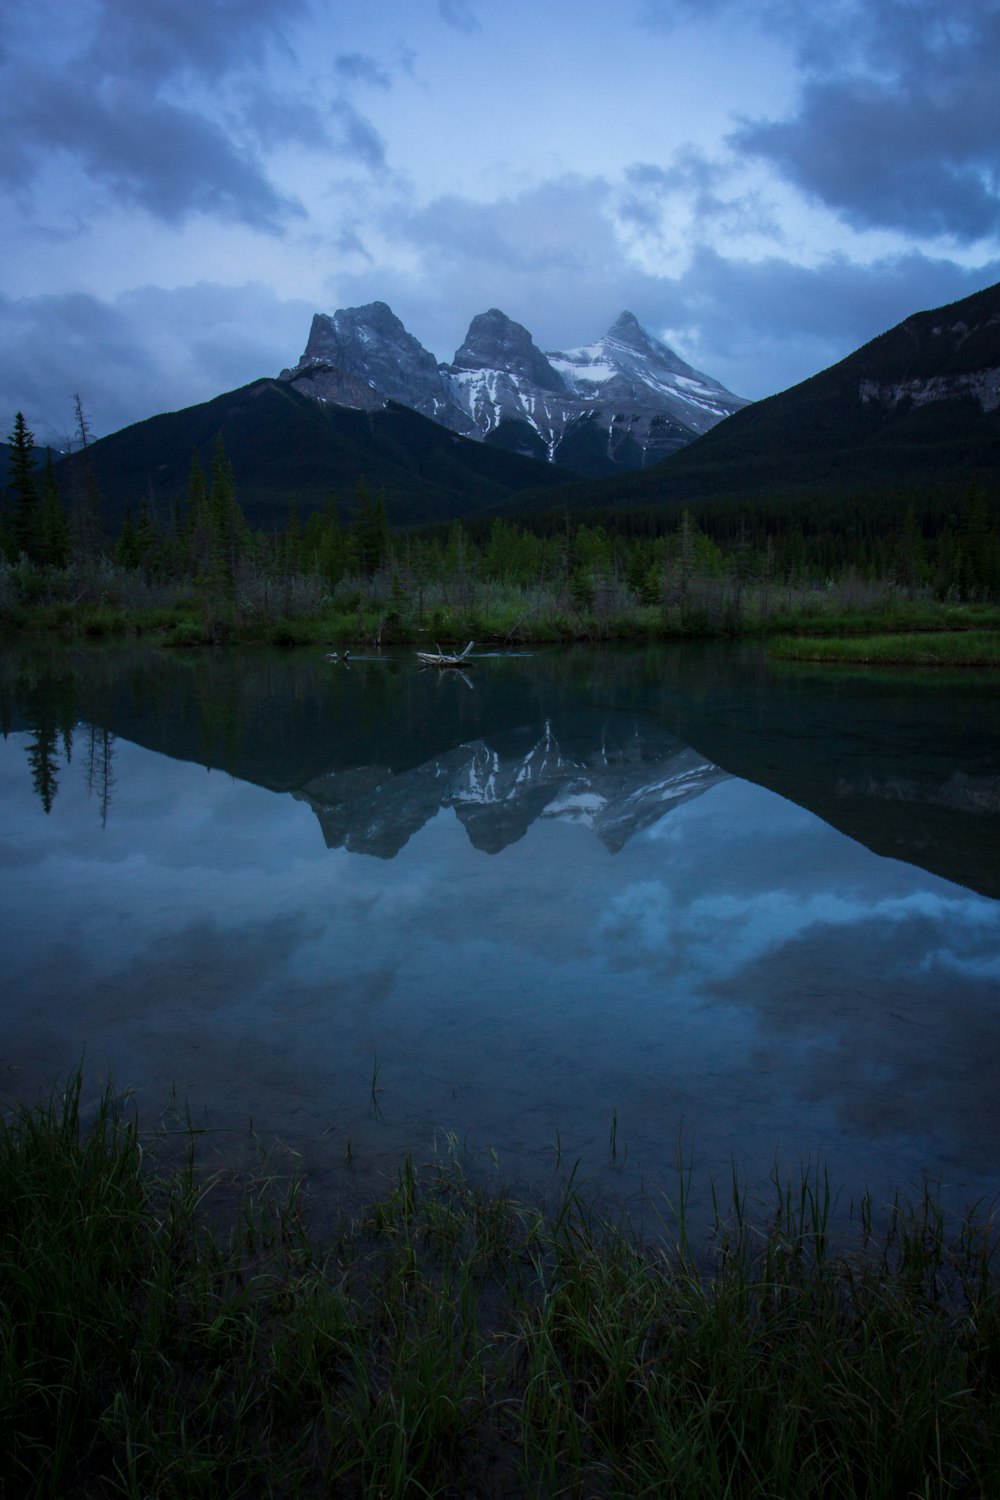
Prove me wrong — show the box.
[415,640,475,668]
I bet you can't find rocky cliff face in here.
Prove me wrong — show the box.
[286,302,476,432]
[281,302,748,476]
[856,301,1000,413]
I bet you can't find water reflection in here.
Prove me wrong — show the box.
[300,717,728,858]
[1,641,998,1230]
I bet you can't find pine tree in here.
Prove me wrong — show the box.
[317,506,347,589]
[28,724,59,813]
[39,449,69,567]
[958,482,990,599]
[206,437,246,597]
[284,501,302,573]
[892,504,923,590]
[135,494,162,577]
[351,479,388,576]
[184,448,209,575]
[6,411,40,561]
[116,506,140,569]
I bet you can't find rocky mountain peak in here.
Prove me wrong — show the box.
[606,310,645,343]
[450,309,565,393]
[303,302,440,379]
[289,300,462,423]
[282,297,747,475]
[602,310,694,377]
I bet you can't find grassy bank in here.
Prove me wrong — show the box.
[5,554,1000,649]
[770,628,1000,666]
[4,1079,1000,1498]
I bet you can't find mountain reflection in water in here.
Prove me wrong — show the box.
[299,717,728,858]
[1,641,998,1231]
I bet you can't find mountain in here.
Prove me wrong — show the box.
[281,302,747,477]
[53,377,578,529]
[504,279,1000,514]
[297,717,728,859]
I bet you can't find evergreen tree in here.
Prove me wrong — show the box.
[39,449,69,567]
[958,482,991,599]
[135,494,162,577]
[284,501,302,573]
[317,508,347,588]
[115,505,140,570]
[184,448,209,575]
[206,436,246,597]
[350,479,389,576]
[892,504,923,589]
[6,411,40,561]
[27,724,59,813]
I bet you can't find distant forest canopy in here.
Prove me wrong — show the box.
[3,404,1000,613]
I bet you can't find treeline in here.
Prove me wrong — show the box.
[473,484,1000,600]
[3,406,1000,645]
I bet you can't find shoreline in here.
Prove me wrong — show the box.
[5,594,1000,653]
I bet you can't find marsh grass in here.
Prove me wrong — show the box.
[3,1076,1000,1498]
[7,554,1000,649]
[770,628,1000,666]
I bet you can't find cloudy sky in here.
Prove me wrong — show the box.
[2,0,998,445]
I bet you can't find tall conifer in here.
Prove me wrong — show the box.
[6,411,40,561]
[40,449,68,567]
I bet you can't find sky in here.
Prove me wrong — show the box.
[2,0,999,446]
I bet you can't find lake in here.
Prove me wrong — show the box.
[2,639,999,1237]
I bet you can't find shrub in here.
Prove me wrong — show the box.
[166,620,206,648]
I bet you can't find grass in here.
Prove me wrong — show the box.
[6,554,1000,649]
[4,1075,1000,1498]
[770,628,1000,666]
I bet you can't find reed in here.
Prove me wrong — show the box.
[3,1073,1000,1498]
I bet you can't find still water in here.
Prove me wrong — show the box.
[2,640,999,1232]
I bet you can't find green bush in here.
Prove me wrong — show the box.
[166,620,206,648]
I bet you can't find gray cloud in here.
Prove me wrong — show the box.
[15,75,303,229]
[330,176,652,362]
[649,247,1000,397]
[0,0,388,231]
[400,185,605,276]
[0,283,314,445]
[327,170,1000,398]
[622,151,782,243]
[328,101,389,174]
[438,0,482,33]
[82,0,307,86]
[735,75,1000,240]
[240,87,334,153]
[334,52,392,89]
[645,0,1000,243]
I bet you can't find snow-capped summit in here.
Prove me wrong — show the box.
[548,311,745,437]
[281,302,747,476]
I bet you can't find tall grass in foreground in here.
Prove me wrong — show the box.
[3,1078,1000,1498]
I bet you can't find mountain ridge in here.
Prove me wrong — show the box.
[52,377,579,529]
[495,278,1000,515]
[282,302,748,477]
